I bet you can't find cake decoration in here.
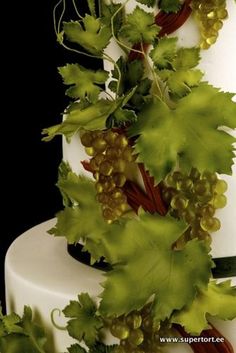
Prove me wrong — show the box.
[1,0,236,352]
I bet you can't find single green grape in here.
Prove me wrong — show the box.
[170,194,188,210]
[126,313,142,329]
[110,323,130,340]
[85,146,95,156]
[214,179,228,194]
[104,130,118,145]
[200,216,221,232]
[177,178,193,191]
[128,329,144,346]
[212,194,227,209]
[172,171,183,182]
[81,131,93,147]
[194,179,211,196]
[201,204,215,217]
[92,137,107,152]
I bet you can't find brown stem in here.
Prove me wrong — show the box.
[207,323,234,353]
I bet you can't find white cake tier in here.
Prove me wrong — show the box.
[4,219,106,353]
[5,219,236,352]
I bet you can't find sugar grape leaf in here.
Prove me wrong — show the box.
[172,47,201,70]
[112,108,137,125]
[129,84,236,184]
[99,212,212,324]
[158,68,203,97]
[158,0,181,13]
[42,99,116,142]
[171,280,236,335]
[0,310,22,335]
[151,43,202,97]
[63,293,103,347]
[0,306,47,353]
[150,37,178,69]
[58,64,109,103]
[119,7,160,44]
[63,16,111,55]
[49,173,111,261]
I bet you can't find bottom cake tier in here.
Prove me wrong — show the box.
[5,219,236,353]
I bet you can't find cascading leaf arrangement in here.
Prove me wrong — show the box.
[3,0,236,353]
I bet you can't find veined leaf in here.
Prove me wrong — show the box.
[172,47,201,70]
[100,212,212,324]
[63,16,111,55]
[42,99,116,142]
[151,40,202,97]
[158,68,203,97]
[63,293,103,347]
[150,37,178,69]
[129,84,236,184]
[119,7,160,44]
[49,173,111,261]
[59,64,108,103]
[171,280,236,334]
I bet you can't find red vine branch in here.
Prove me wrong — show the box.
[174,323,234,353]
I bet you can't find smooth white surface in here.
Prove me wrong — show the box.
[5,219,106,352]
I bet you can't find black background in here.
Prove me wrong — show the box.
[1,0,95,312]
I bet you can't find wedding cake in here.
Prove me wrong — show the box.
[3,1,236,353]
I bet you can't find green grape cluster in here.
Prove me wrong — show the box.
[191,0,228,49]
[110,305,171,353]
[162,168,227,243]
[81,130,135,223]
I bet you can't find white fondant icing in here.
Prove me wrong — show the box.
[5,219,105,352]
